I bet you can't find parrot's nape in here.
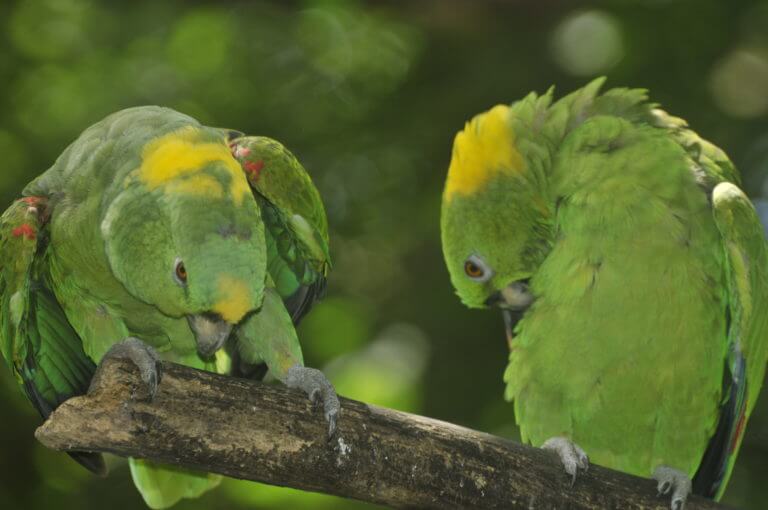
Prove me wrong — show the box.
[0,106,335,509]
[441,78,768,509]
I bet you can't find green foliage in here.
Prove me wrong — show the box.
[0,0,767,509]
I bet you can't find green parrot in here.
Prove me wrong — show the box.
[0,106,339,509]
[440,78,768,509]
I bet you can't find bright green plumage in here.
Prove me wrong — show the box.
[0,107,334,508]
[441,79,768,501]
[230,136,331,325]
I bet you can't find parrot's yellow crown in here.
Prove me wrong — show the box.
[137,126,251,205]
[444,104,525,201]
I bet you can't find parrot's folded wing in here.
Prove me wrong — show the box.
[260,201,329,325]
[233,136,331,325]
[694,182,768,498]
[0,197,104,474]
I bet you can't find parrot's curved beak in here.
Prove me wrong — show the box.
[501,308,526,345]
[486,280,534,347]
[188,314,233,359]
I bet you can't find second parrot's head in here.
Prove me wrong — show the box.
[441,104,554,338]
[102,124,266,358]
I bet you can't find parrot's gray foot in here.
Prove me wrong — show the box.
[541,436,589,486]
[653,465,691,510]
[90,338,162,400]
[286,364,340,438]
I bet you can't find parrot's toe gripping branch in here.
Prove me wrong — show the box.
[653,465,692,510]
[286,364,341,438]
[541,436,589,487]
[90,338,162,400]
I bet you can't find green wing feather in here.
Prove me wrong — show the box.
[692,182,768,499]
[651,108,740,187]
[0,197,104,474]
[643,97,766,499]
[129,459,222,510]
[230,136,331,324]
[653,106,765,498]
[711,184,768,412]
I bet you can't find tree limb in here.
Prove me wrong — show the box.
[35,359,729,509]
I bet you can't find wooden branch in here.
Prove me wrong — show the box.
[35,359,728,510]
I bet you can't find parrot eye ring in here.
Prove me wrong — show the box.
[464,254,493,282]
[174,258,188,285]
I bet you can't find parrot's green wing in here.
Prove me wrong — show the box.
[0,196,104,474]
[230,136,331,325]
[646,106,756,498]
[650,107,740,188]
[692,182,768,499]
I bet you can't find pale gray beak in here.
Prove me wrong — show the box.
[500,281,534,310]
[489,280,534,345]
[501,308,526,346]
[188,314,233,358]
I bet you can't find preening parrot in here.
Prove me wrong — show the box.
[440,78,768,509]
[0,106,337,509]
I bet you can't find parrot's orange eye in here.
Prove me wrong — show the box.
[464,254,493,282]
[465,261,484,278]
[174,260,188,285]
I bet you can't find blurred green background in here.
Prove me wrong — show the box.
[1,0,768,508]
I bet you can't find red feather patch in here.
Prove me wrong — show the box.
[729,408,747,453]
[244,160,265,181]
[13,224,36,240]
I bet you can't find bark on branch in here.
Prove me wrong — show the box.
[35,359,728,510]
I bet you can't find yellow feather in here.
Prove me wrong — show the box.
[444,104,524,201]
[213,275,253,324]
[166,174,225,199]
[138,126,250,205]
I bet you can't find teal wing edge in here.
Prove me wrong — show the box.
[693,182,768,499]
[0,196,104,475]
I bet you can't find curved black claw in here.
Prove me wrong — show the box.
[653,466,692,510]
[286,364,341,438]
[91,337,162,400]
[541,436,589,487]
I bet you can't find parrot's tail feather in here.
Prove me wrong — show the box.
[68,451,107,477]
[129,458,222,509]
[692,351,747,500]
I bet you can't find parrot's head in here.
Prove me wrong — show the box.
[441,104,554,338]
[102,125,266,358]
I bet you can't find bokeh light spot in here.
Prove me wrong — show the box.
[325,323,430,411]
[166,10,234,77]
[14,65,90,138]
[550,10,624,76]
[710,49,768,118]
[299,297,372,362]
[9,0,94,60]
[296,4,423,114]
